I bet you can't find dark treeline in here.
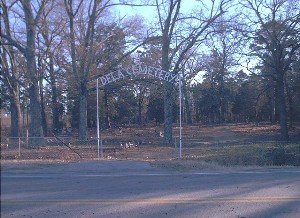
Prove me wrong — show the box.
[1,0,299,142]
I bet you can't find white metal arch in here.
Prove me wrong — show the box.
[95,63,183,159]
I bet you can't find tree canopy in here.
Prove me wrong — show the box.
[1,0,299,142]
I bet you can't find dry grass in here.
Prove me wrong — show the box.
[182,143,300,166]
[1,124,300,167]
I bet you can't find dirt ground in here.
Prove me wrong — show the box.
[1,123,300,166]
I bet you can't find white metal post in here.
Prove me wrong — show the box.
[18,137,21,157]
[96,78,100,159]
[179,73,182,159]
[100,139,103,158]
[26,129,29,146]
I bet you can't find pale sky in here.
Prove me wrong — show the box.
[113,0,207,23]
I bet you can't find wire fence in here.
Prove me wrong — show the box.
[1,135,299,166]
[1,136,179,161]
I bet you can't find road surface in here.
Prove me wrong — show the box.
[1,160,300,217]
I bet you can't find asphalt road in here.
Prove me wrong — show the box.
[1,160,300,218]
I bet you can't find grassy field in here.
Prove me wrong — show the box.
[1,123,300,167]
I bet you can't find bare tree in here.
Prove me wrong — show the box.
[63,0,102,140]
[1,0,23,137]
[241,0,300,140]
[37,0,66,133]
[154,0,229,144]
[63,0,159,138]
[202,17,244,123]
[1,0,48,139]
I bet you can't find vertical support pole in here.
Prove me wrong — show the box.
[97,78,100,159]
[100,139,103,158]
[18,137,21,157]
[179,73,182,159]
[26,101,29,146]
[26,129,29,147]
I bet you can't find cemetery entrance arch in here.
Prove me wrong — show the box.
[94,63,183,159]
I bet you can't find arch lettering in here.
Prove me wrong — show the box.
[97,64,179,87]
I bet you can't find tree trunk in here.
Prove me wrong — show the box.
[276,75,289,140]
[50,60,60,132]
[79,81,88,140]
[64,0,98,139]
[285,80,294,129]
[51,91,60,133]
[164,81,173,144]
[162,31,173,144]
[219,76,226,123]
[1,2,22,137]
[39,78,48,136]
[28,83,43,138]
[220,98,226,123]
[22,0,44,139]
[104,87,111,129]
[2,51,22,137]
[10,97,22,137]
[27,46,43,139]
[287,93,294,129]
[270,95,276,124]
[49,55,60,133]
[138,94,143,124]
